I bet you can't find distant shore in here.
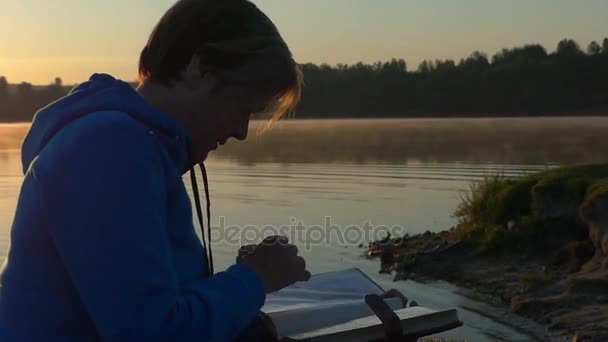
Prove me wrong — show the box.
[3,38,608,122]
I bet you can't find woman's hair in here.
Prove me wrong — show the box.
[138,0,301,121]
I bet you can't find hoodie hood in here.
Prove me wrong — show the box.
[22,73,191,174]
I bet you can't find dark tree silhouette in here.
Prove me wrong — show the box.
[417,60,433,73]
[17,82,33,98]
[0,77,9,121]
[1,37,608,122]
[43,77,68,101]
[0,76,8,98]
[556,39,583,56]
[588,41,602,55]
[296,38,607,118]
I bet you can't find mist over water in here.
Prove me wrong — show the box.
[217,117,607,165]
[2,117,607,165]
[1,117,606,341]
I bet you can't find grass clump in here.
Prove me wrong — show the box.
[453,174,538,253]
[454,164,608,256]
[583,180,608,205]
[453,174,536,237]
[580,179,608,222]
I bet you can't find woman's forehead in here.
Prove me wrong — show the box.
[231,85,276,107]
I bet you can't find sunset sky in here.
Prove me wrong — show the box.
[1,0,607,84]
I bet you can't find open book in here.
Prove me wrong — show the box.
[261,268,461,341]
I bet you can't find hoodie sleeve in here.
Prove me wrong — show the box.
[35,117,265,341]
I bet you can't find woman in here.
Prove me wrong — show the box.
[0,0,308,340]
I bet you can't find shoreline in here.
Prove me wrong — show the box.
[366,229,608,341]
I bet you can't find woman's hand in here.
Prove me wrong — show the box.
[241,236,311,293]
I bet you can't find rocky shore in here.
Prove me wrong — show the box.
[367,164,608,341]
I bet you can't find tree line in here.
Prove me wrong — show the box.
[0,77,69,122]
[1,38,608,122]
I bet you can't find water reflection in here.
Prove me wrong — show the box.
[1,118,606,341]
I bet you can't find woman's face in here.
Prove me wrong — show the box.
[166,57,276,164]
[206,84,260,147]
[182,76,270,163]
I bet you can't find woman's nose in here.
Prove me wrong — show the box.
[234,131,247,141]
[234,120,249,141]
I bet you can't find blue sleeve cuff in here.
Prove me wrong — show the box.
[224,263,266,308]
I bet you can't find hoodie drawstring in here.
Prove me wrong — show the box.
[190,163,214,276]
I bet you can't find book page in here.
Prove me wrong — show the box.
[291,307,460,342]
[268,297,404,337]
[262,268,404,337]
[262,268,385,314]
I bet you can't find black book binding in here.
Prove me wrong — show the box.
[364,294,404,341]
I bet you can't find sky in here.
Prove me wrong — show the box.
[1,0,607,84]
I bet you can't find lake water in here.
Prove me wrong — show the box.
[2,117,607,341]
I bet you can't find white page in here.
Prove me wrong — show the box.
[292,307,460,342]
[262,268,385,313]
[262,268,405,337]
[268,297,404,337]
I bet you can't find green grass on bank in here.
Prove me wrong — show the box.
[453,164,608,256]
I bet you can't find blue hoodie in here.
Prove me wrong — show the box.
[0,74,266,341]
